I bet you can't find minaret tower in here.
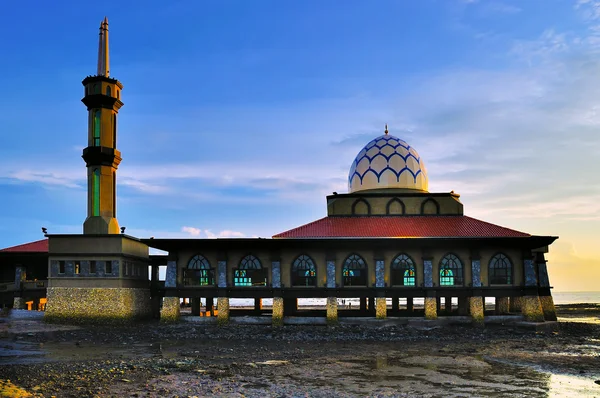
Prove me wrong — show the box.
[81,17,123,234]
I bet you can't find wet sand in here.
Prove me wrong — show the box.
[0,304,599,397]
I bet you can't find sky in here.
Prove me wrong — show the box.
[0,0,599,292]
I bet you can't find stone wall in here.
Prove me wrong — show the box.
[44,287,152,323]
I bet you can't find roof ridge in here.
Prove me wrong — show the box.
[462,215,531,237]
[272,216,328,238]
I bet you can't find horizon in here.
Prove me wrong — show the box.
[1,0,599,292]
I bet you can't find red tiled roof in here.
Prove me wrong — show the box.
[0,239,49,253]
[272,216,530,239]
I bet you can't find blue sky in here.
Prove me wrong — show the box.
[1,0,599,291]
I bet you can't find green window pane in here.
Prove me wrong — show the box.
[93,110,101,146]
[93,169,100,216]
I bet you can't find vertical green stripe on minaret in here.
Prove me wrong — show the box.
[93,110,101,146]
[93,169,100,216]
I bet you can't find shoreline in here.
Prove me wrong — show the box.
[0,304,599,397]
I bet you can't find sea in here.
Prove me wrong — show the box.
[195,291,600,308]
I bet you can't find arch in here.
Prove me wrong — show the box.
[439,253,463,286]
[351,198,371,215]
[92,168,100,216]
[421,198,440,215]
[488,253,513,285]
[184,254,214,286]
[105,85,112,97]
[391,253,416,286]
[93,110,101,146]
[291,254,317,287]
[386,198,406,215]
[342,253,368,286]
[235,254,266,287]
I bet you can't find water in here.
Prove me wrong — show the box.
[197,291,600,308]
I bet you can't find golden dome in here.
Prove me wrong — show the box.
[348,129,428,193]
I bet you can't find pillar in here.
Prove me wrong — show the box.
[444,297,452,312]
[12,297,26,310]
[470,256,484,325]
[510,296,522,312]
[423,257,437,320]
[326,259,337,324]
[457,297,469,315]
[407,297,414,312]
[522,257,545,322]
[160,260,180,322]
[284,298,297,315]
[254,298,263,312]
[12,266,26,309]
[436,297,442,312]
[496,297,510,314]
[391,298,399,312]
[469,297,484,325]
[360,297,368,312]
[206,297,214,313]
[375,258,386,319]
[191,298,201,316]
[271,260,283,326]
[537,253,557,321]
[150,264,161,318]
[217,260,229,325]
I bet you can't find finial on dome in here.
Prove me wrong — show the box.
[384,124,388,135]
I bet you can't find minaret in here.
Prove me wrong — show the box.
[81,17,123,234]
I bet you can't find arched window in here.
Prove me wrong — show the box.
[184,254,214,286]
[342,254,368,286]
[92,168,100,216]
[391,254,416,286]
[386,198,406,215]
[93,110,101,146]
[489,253,513,285]
[439,254,463,286]
[421,198,440,215]
[291,255,317,287]
[235,255,266,287]
[352,199,371,215]
[106,85,112,97]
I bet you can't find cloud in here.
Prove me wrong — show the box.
[182,226,249,239]
[547,240,600,292]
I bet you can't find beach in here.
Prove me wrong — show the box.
[0,304,599,397]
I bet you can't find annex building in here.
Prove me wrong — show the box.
[0,19,558,325]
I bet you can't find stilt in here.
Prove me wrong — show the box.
[496,297,509,314]
[191,298,201,316]
[509,296,522,312]
[376,297,386,319]
[392,297,399,312]
[217,297,229,325]
[360,297,367,312]
[254,298,262,313]
[424,297,437,320]
[272,297,284,327]
[407,297,414,312]
[160,297,180,323]
[326,297,338,324]
[457,297,469,315]
[522,296,545,322]
[469,296,484,326]
[444,297,452,312]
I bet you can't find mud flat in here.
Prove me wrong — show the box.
[0,305,599,397]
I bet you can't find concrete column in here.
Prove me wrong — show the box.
[160,260,180,322]
[457,297,469,315]
[254,298,263,312]
[15,266,25,289]
[375,259,386,319]
[206,297,214,313]
[496,297,510,314]
[272,297,284,327]
[537,253,557,321]
[436,297,442,312]
[522,258,545,322]
[391,298,399,312]
[271,260,283,326]
[423,258,436,320]
[284,298,297,315]
[360,297,368,312]
[326,297,338,324]
[217,297,229,326]
[217,260,229,325]
[469,297,484,325]
[509,296,522,312]
[424,297,437,320]
[407,297,414,312]
[444,297,452,312]
[191,298,201,316]
[13,297,26,310]
[326,259,337,324]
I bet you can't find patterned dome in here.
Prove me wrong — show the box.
[348,131,428,193]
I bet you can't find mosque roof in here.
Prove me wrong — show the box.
[0,239,48,253]
[272,216,531,239]
[348,127,428,193]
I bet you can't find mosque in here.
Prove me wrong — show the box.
[0,19,558,325]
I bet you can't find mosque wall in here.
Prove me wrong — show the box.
[327,194,463,216]
[173,245,527,288]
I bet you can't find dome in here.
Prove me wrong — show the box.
[348,129,428,193]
